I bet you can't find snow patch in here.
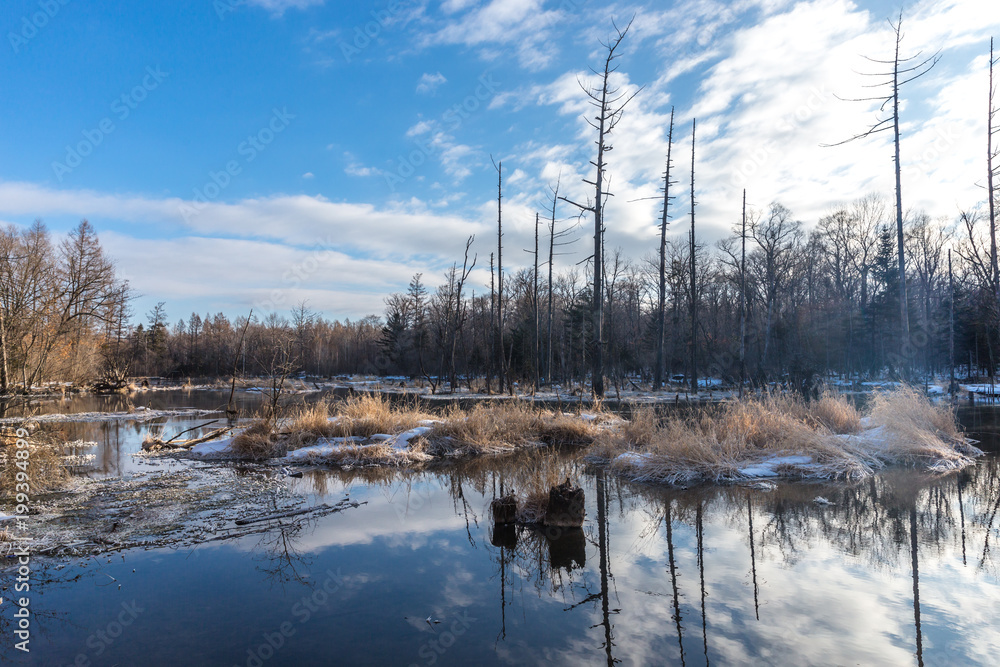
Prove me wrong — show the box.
[189,437,235,459]
[736,455,815,479]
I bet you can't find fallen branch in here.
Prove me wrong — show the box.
[234,504,333,526]
[165,420,219,444]
[143,426,232,451]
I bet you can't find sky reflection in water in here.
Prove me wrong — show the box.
[4,398,1000,666]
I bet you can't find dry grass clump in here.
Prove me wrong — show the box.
[326,394,431,439]
[230,420,285,460]
[598,386,974,484]
[425,402,601,457]
[292,442,430,467]
[510,452,570,524]
[427,401,546,455]
[281,402,339,450]
[866,386,974,469]
[808,393,862,434]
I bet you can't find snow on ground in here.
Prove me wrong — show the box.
[735,455,817,478]
[961,384,1000,393]
[188,437,236,459]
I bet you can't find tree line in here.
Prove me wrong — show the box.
[2,19,998,396]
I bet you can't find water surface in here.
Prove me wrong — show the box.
[2,393,999,665]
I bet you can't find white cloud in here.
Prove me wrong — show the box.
[0,180,493,318]
[246,0,324,15]
[494,0,1000,264]
[302,172,315,179]
[419,0,571,69]
[416,72,447,95]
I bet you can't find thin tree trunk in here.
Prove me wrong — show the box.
[949,249,955,397]
[495,161,506,394]
[892,21,910,374]
[689,118,698,395]
[740,188,747,398]
[547,186,558,387]
[592,109,607,399]
[654,107,675,391]
[990,38,998,301]
[0,307,8,393]
[534,212,540,392]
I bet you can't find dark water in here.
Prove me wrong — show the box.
[2,393,1000,665]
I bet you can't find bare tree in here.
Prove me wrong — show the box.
[447,236,476,392]
[740,189,748,395]
[492,157,508,394]
[750,203,803,374]
[560,17,640,398]
[689,118,698,394]
[654,106,676,391]
[987,38,999,301]
[827,11,940,373]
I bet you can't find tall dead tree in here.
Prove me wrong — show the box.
[654,106,676,391]
[988,37,999,301]
[740,189,748,397]
[826,11,939,375]
[492,157,507,394]
[547,181,559,387]
[447,235,476,392]
[560,17,639,398]
[689,118,698,395]
[533,213,540,392]
[949,248,955,397]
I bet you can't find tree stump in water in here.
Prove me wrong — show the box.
[490,523,518,549]
[544,479,585,527]
[548,527,586,570]
[491,495,517,525]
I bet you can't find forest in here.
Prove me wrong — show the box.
[2,22,999,398]
[0,193,997,395]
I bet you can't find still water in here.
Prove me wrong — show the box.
[3,391,1000,666]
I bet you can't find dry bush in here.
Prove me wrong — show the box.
[709,397,821,451]
[230,420,285,460]
[427,401,544,455]
[536,414,599,447]
[598,386,974,484]
[809,393,862,434]
[425,402,601,456]
[327,394,431,439]
[282,401,340,450]
[867,386,970,468]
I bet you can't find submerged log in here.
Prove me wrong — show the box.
[543,479,585,527]
[491,495,517,525]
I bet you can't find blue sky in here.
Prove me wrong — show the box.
[2,0,998,323]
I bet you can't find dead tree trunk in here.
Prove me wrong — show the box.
[825,11,939,377]
[689,118,698,395]
[654,106,675,392]
[740,189,747,397]
[533,213,540,392]
[559,18,639,399]
[988,38,999,302]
